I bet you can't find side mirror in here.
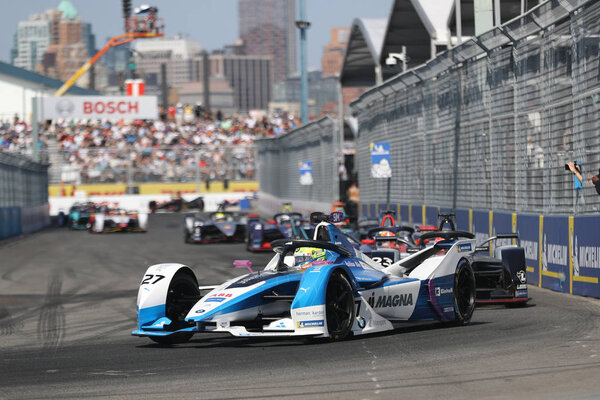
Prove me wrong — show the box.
[233,259,253,273]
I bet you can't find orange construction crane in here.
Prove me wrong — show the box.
[54,16,164,96]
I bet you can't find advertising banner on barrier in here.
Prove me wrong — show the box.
[299,161,313,185]
[541,216,570,293]
[39,96,158,120]
[425,206,439,227]
[572,215,600,298]
[492,211,515,248]
[370,142,392,178]
[400,205,409,225]
[472,210,491,246]
[455,209,470,232]
[517,214,540,287]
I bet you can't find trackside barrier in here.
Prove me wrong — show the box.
[257,192,331,218]
[255,116,339,205]
[350,0,600,216]
[361,204,600,299]
[0,152,49,240]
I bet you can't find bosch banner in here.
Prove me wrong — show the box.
[39,96,158,120]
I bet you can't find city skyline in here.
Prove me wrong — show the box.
[0,0,393,72]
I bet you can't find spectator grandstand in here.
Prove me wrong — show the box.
[1,109,300,184]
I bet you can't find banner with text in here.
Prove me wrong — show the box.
[39,96,158,120]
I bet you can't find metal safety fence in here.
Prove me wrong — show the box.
[351,0,600,216]
[255,116,338,204]
[0,151,49,238]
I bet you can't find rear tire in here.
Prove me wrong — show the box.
[150,272,200,345]
[325,272,355,340]
[452,259,476,325]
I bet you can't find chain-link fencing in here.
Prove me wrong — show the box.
[0,151,49,238]
[255,116,338,204]
[351,0,600,216]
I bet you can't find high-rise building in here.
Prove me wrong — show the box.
[11,9,61,71]
[209,54,272,112]
[321,27,350,77]
[13,1,96,87]
[239,0,296,83]
[132,37,203,87]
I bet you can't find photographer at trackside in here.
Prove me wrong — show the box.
[566,162,600,196]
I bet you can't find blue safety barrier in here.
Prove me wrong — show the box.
[361,202,600,299]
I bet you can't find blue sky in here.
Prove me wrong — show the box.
[0,0,393,69]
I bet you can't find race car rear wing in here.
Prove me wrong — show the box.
[475,233,520,251]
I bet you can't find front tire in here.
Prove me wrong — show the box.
[325,272,355,340]
[452,259,476,325]
[150,272,200,345]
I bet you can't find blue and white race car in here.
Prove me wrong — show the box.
[133,216,477,344]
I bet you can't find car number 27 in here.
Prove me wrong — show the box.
[372,257,393,267]
[141,274,165,285]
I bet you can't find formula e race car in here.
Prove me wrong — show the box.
[184,211,246,243]
[359,226,419,267]
[90,208,148,233]
[132,214,477,344]
[470,234,528,305]
[149,195,204,213]
[58,202,97,229]
[246,212,304,251]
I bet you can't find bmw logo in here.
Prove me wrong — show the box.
[357,316,366,329]
[195,309,205,314]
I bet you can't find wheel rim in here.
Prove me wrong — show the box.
[326,275,354,336]
[456,265,475,319]
[165,278,199,329]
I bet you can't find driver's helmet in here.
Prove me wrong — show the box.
[376,230,397,248]
[215,212,226,222]
[293,247,330,269]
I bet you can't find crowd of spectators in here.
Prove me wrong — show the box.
[1,109,301,184]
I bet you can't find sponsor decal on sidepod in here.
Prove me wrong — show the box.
[367,293,413,308]
[297,320,324,328]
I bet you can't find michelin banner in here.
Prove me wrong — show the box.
[572,215,600,298]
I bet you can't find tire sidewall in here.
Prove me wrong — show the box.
[326,271,355,341]
[453,258,476,325]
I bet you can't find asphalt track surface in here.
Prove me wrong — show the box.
[1,214,600,400]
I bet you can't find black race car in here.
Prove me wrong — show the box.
[470,234,528,305]
[184,211,246,243]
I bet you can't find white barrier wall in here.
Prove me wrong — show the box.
[49,192,253,216]
[257,191,331,217]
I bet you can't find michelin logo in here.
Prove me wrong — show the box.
[458,243,472,253]
[371,158,392,178]
[297,320,324,328]
[572,234,600,276]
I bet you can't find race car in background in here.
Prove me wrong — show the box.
[246,212,304,251]
[359,226,418,267]
[471,234,528,305]
[58,202,98,229]
[184,211,246,243]
[149,195,205,213]
[414,214,528,306]
[90,208,148,233]
[132,214,477,345]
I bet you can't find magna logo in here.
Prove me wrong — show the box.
[368,292,413,308]
[206,292,233,302]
